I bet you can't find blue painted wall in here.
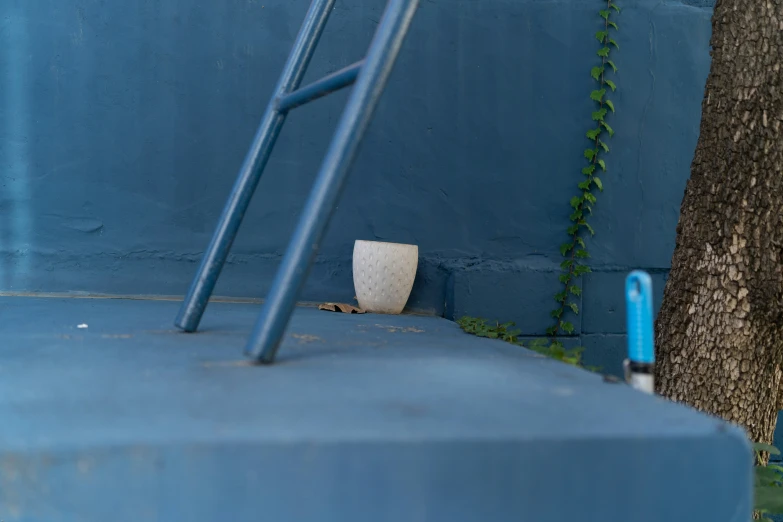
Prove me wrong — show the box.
[1,0,713,372]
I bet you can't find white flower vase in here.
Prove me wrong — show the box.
[352,240,419,315]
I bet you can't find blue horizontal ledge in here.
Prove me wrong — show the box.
[0,297,752,522]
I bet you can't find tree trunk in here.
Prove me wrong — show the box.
[654,0,783,445]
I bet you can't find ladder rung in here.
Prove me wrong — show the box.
[175,0,419,357]
[247,0,420,364]
[276,60,363,112]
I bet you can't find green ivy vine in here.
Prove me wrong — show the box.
[457,0,620,369]
[547,0,620,346]
[456,317,589,368]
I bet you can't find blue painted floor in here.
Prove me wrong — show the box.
[0,296,751,522]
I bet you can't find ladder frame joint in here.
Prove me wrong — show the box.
[276,60,364,112]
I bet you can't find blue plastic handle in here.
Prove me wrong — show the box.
[625,270,654,364]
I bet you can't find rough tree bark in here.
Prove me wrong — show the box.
[655,0,783,445]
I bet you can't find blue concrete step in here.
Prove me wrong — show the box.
[0,297,751,521]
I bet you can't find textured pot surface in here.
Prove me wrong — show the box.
[352,240,419,314]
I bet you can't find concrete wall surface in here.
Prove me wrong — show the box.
[0,0,716,374]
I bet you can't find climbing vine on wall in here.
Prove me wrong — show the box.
[547,0,620,346]
[458,0,620,367]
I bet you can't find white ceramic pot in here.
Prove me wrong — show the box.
[352,240,419,315]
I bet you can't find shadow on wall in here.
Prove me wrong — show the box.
[1,0,711,345]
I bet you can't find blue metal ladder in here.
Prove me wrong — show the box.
[175,0,420,364]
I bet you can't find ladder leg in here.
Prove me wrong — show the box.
[175,0,337,332]
[245,0,421,363]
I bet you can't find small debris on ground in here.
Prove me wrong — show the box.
[375,324,423,333]
[291,333,323,343]
[318,302,365,314]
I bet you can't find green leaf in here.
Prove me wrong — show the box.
[529,338,549,349]
[598,140,609,153]
[609,38,619,49]
[606,61,618,74]
[582,165,596,176]
[560,242,572,256]
[598,159,607,171]
[578,180,591,190]
[570,196,582,209]
[601,121,615,136]
[611,3,621,12]
[754,443,782,456]
[608,21,619,30]
[560,321,575,334]
[582,221,596,235]
[568,302,579,314]
[586,128,601,140]
[567,224,579,235]
[594,177,603,191]
[574,264,592,276]
[575,237,586,248]
[584,192,597,204]
[605,99,615,113]
[551,308,563,319]
[599,9,610,19]
[755,486,783,513]
[559,274,570,283]
[595,30,608,42]
[545,325,558,336]
[592,108,608,121]
[590,89,606,102]
[569,285,582,296]
[570,210,583,221]
[575,249,590,259]
[554,291,567,302]
[597,47,610,58]
[560,259,573,270]
[584,149,596,160]
[590,66,604,80]
[755,466,783,485]
[502,332,520,342]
